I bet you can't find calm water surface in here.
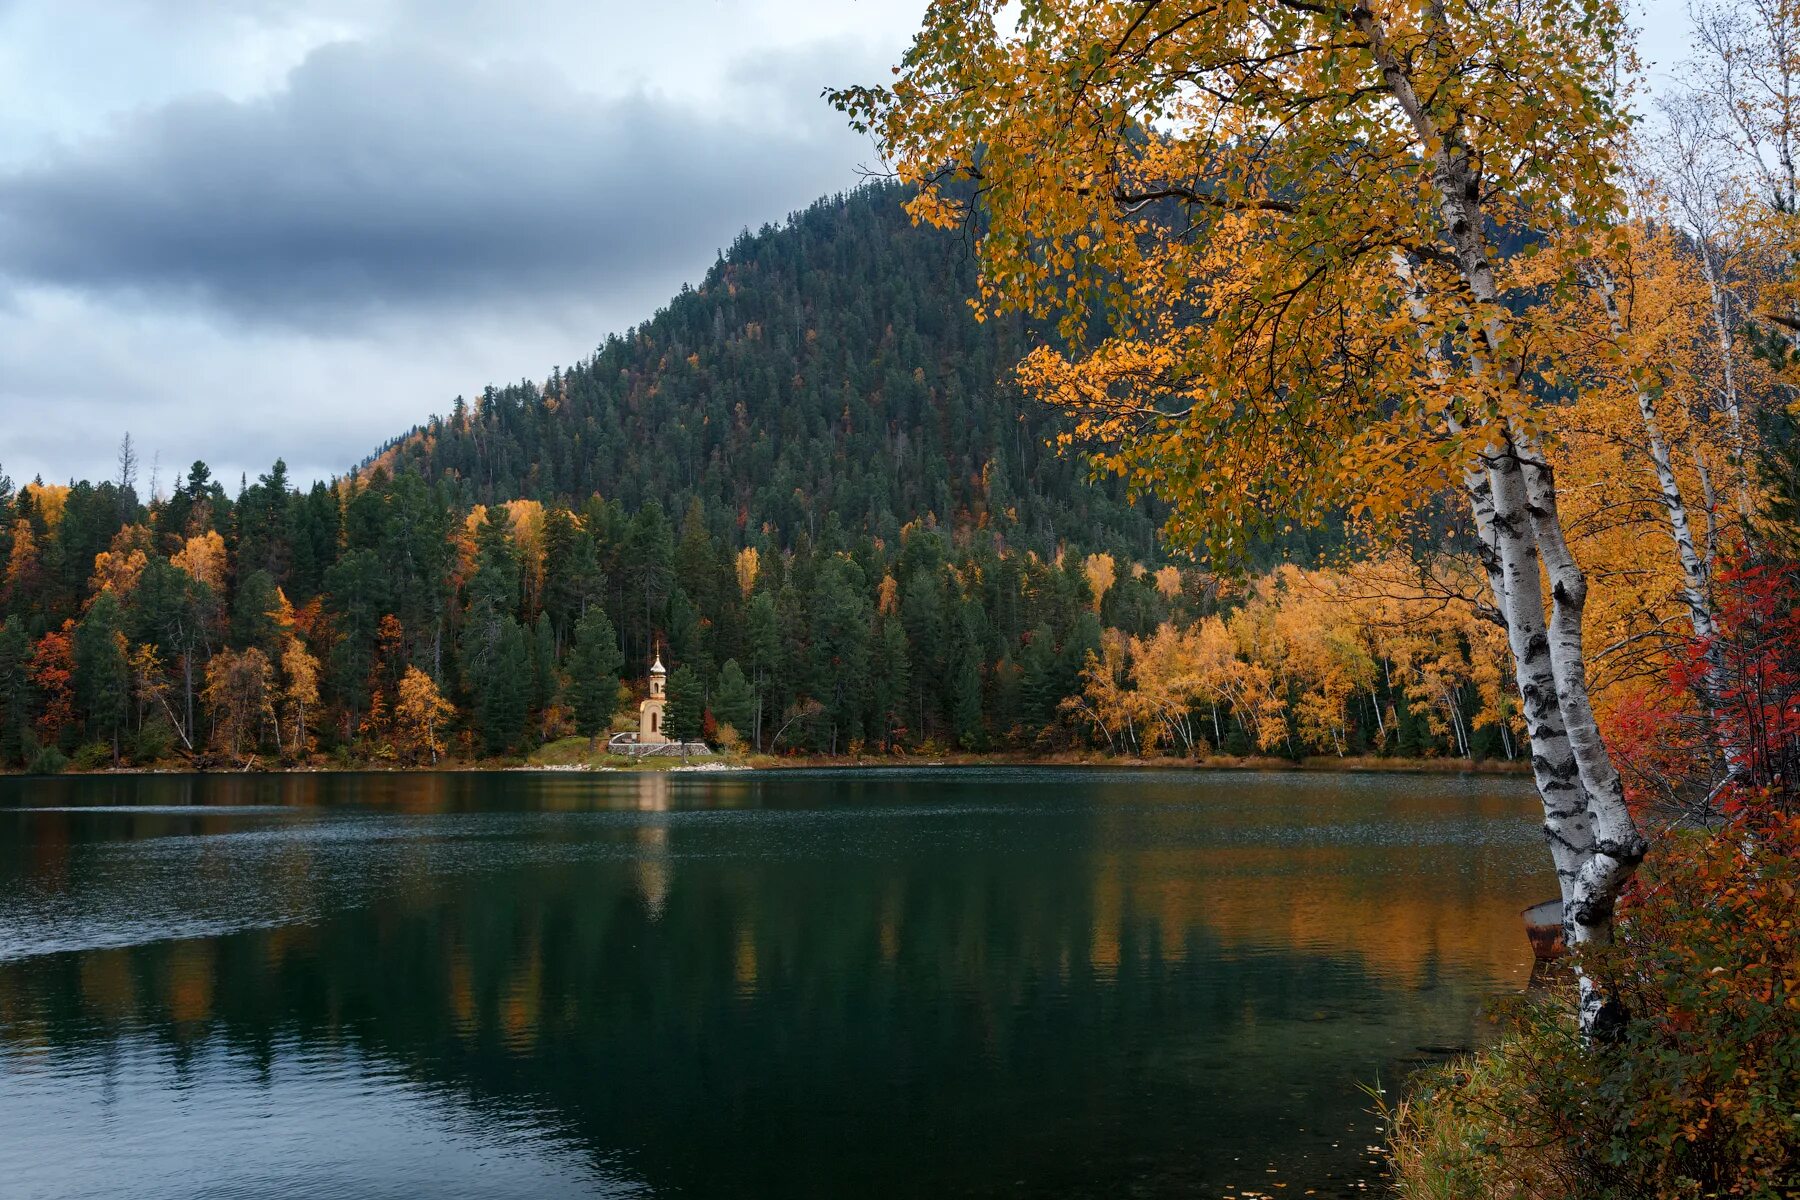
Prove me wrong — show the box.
[0,767,1550,1198]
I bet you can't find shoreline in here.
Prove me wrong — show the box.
[1,752,1534,779]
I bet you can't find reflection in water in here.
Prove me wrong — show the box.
[0,768,1550,1198]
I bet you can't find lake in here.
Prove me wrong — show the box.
[0,767,1550,1199]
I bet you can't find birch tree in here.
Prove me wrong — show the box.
[835,0,1649,1036]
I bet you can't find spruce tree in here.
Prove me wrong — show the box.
[948,601,986,751]
[73,591,131,762]
[567,608,623,741]
[665,664,702,743]
[713,659,755,741]
[0,616,31,765]
[474,617,531,755]
[231,569,281,655]
[744,592,780,748]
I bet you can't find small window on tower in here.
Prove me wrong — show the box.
[652,712,659,733]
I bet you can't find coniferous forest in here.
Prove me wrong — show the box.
[0,184,1508,771]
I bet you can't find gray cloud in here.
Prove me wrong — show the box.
[0,38,872,327]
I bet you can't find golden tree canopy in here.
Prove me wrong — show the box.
[834,0,1636,557]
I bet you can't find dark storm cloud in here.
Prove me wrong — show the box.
[0,39,865,325]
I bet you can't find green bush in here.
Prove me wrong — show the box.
[72,742,112,770]
[1385,819,1800,1199]
[130,721,174,764]
[27,746,68,775]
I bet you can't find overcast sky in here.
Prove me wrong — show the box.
[0,0,1692,492]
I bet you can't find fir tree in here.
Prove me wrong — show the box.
[567,608,623,741]
[665,664,702,743]
[73,591,131,762]
[713,659,755,742]
[0,616,30,765]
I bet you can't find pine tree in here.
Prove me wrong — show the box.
[74,590,131,762]
[622,503,674,663]
[948,599,986,751]
[745,591,779,749]
[474,617,531,755]
[713,658,755,743]
[0,616,31,765]
[1019,625,1060,736]
[531,612,558,735]
[870,614,911,749]
[809,557,872,754]
[665,664,702,743]
[567,608,624,741]
[231,569,282,655]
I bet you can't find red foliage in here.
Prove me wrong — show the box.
[27,622,76,745]
[1675,555,1800,823]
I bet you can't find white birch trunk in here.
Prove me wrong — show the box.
[1589,265,1743,784]
[1694,243,1754,521]
[1361,4,1646,1038]
[1588,266,1720,641]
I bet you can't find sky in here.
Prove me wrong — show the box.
[0,0,1694,493]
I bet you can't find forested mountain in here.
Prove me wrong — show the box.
[0,183,1482,772]
[368,182,1166,560]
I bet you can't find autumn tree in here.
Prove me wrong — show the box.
[838,0,1649,1037]
[28,625,76,751]
[203,648,274,767]
[393,666,454,765]
[279,637,321,758]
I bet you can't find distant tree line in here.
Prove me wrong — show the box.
[0,453,1511,769]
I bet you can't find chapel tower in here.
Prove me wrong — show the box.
[638,649,669,745]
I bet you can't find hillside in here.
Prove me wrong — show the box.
[368,183,1165,558]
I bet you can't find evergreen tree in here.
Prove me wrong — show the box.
[231,569,282,655]
[745,591,780,749]
[1019,624,1061,735]
[948,599,986,751]
[622,503,674,663]
[870,615,911,749]
[900,569,946,739]
[713,659,755,741]
[473,617,531,755]
[567,608,624,741]
[809,557,872,754]
[531,612,558,735]
[323,549,387,740]
[73,591,131,761]
[0,616,30,765]
[665,664,702,743]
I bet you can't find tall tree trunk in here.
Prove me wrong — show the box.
[1695,242,1754,521]
[1365,10,1648,1037]
[1589,265,1743,786]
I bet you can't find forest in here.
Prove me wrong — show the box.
[0,184,1488,772]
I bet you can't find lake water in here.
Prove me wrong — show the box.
[0,767,1550,1199]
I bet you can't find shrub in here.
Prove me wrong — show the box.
[130,721,174,764]
[1386,817,1800,1199]
[72,741,112,770]
[27,746,68,775]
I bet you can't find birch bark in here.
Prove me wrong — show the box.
[1359,2,1647,1036]
[1588,264,1743,785]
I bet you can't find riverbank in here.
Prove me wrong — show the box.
[2,745,1534,777]
[1379,816,1799,1198]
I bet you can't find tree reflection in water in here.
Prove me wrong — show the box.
[0,768,1549,1198]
